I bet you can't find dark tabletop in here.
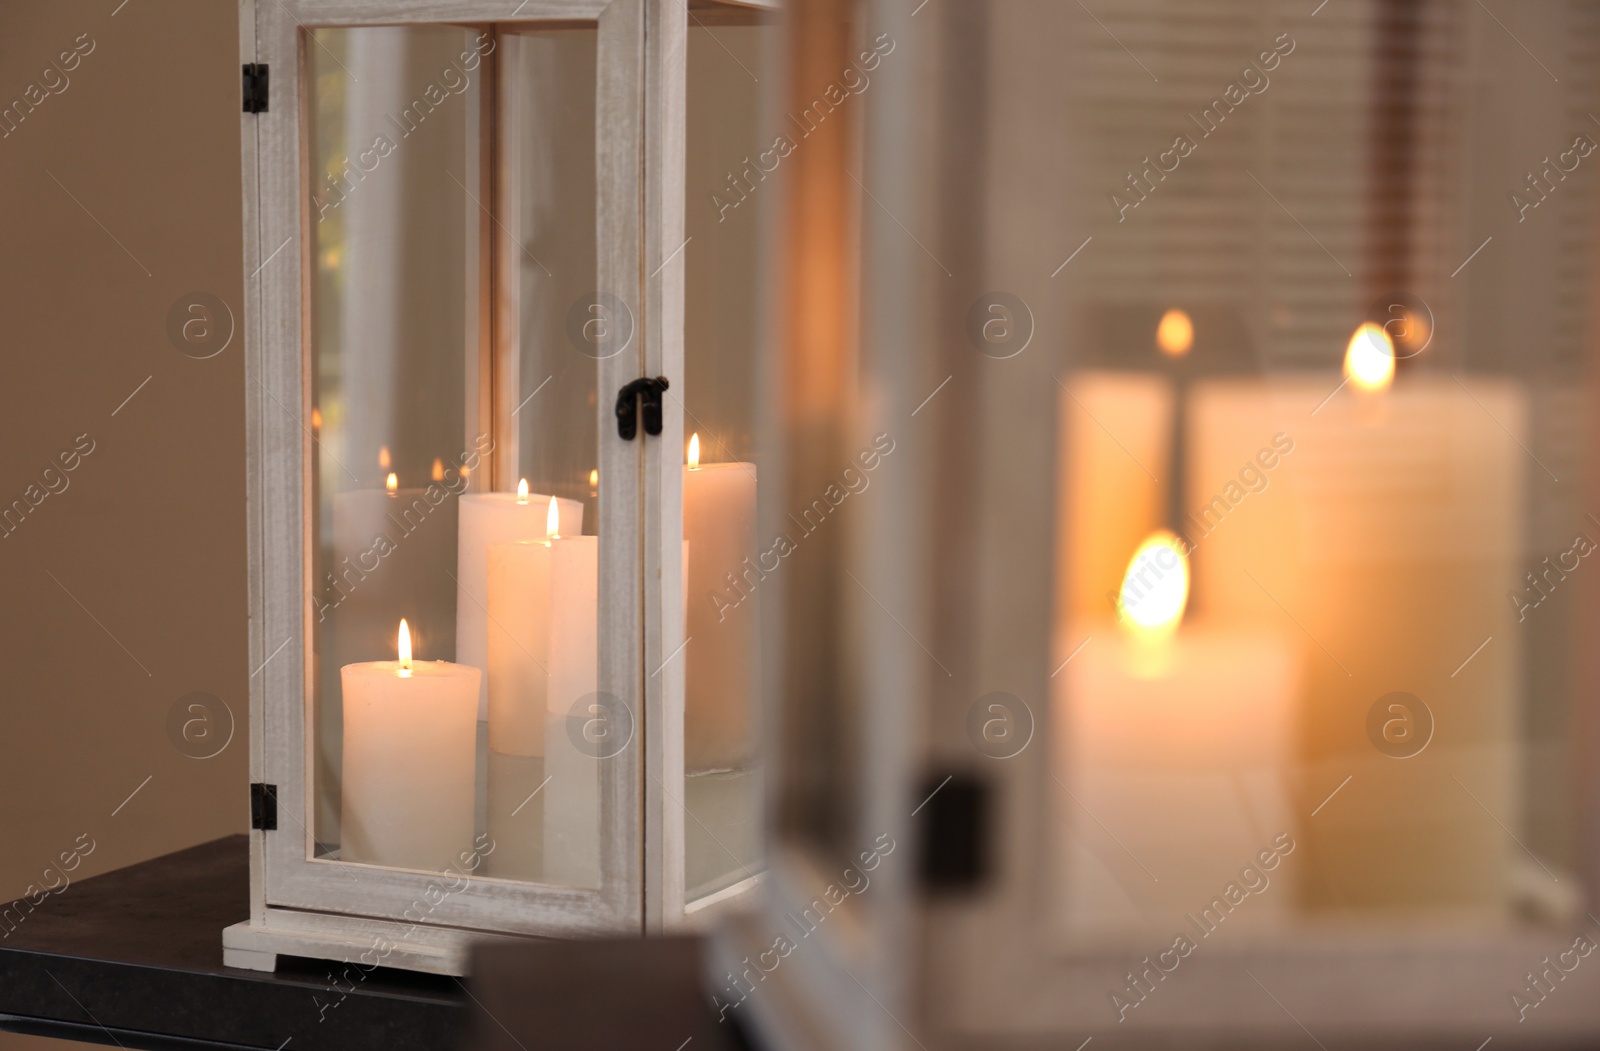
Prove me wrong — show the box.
[0,835,754,1051]
[0,835,463,1050]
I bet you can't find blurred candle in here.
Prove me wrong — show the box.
[683,434,759,771]
[456,480,583,717]
[340,619,480,870]
[1058,534,1297,933]
[1056,372,1173,625]
[1189,371,1526,911]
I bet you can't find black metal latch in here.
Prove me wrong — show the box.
[250,783,278,831]
[916,772,989,894]
[614,376,669,440]
[242,63,269,113]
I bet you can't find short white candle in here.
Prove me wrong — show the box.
[683,434,760,772]
[1057,534,1298,935]
[340,619,480,871]
[456,480,583,717]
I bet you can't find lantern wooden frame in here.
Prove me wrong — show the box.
[225,0,772,976]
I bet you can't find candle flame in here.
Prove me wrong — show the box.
[1119,531,1189,640]
[1157,309,1193,357]
[432,457,445,482]
[378,446,391,470]
[546,495,560,540]
[589,468,599,490]
[517,478,530,504]
[1344,322,1395,393]
[385,472,398,495]
[311,407,322,431]
[688,433,700,470]
[397,618,412,674]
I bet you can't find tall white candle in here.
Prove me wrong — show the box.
[340,619,480,871]
[1188,368,1526,911]
[456,481,583,717]
[1056,372,1173,624]
[683,434,760,772]
[482,498,600,884]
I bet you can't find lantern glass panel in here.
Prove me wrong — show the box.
[306,24,611,888]
[491,23,609,890]
[307,25,484,876]
[680,20,774,903]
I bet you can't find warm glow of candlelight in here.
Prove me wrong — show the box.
[1119,531,1189,641]
[397,618,412,675]
[385,472,398,495]
[379,446,392,470]
[1157,309,1194,357]
[546,496,560,540]
[589,468,598,490]
[688,433,701,470]
[1344,322,1395,392]
[432,458,445,482]
[516,478,530,504]
[311,407,322,431]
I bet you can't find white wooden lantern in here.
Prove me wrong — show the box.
[722,0,1600,1047]
[226,0,778,975]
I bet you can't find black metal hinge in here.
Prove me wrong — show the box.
[250,783,278,831]
[916,772,989,894]
[614,376,670,440]
[242,63,269,113]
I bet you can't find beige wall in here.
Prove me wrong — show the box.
[0,2,246,1044]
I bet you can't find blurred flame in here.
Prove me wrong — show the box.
[311,407,322,431]
[688,433,701,470]
[1157,309,1193,357]
[378,446,391,470]
[1119,531,1189,640]
[431,458,444,482]
[1344,322,1395,392]
[546,496,560,540]
[397,618,412,674]
[516,478,530,504]
[589,468,599,494]
[385,472,398,494]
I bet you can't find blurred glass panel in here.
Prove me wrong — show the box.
[1038,0,1600,942]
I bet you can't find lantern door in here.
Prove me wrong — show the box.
[231,0,658,972]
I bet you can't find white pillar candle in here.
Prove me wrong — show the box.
[481,498,600,884]
[340,620,480,871]
[683,434,760,772]
[1188,372,1526,911]
[1057,626,1298,936]
[319,477,458,849]
[456,481,583,717]
[1055,534,1298,935]
[1055,372,1173,624]
[539,528,601,888]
